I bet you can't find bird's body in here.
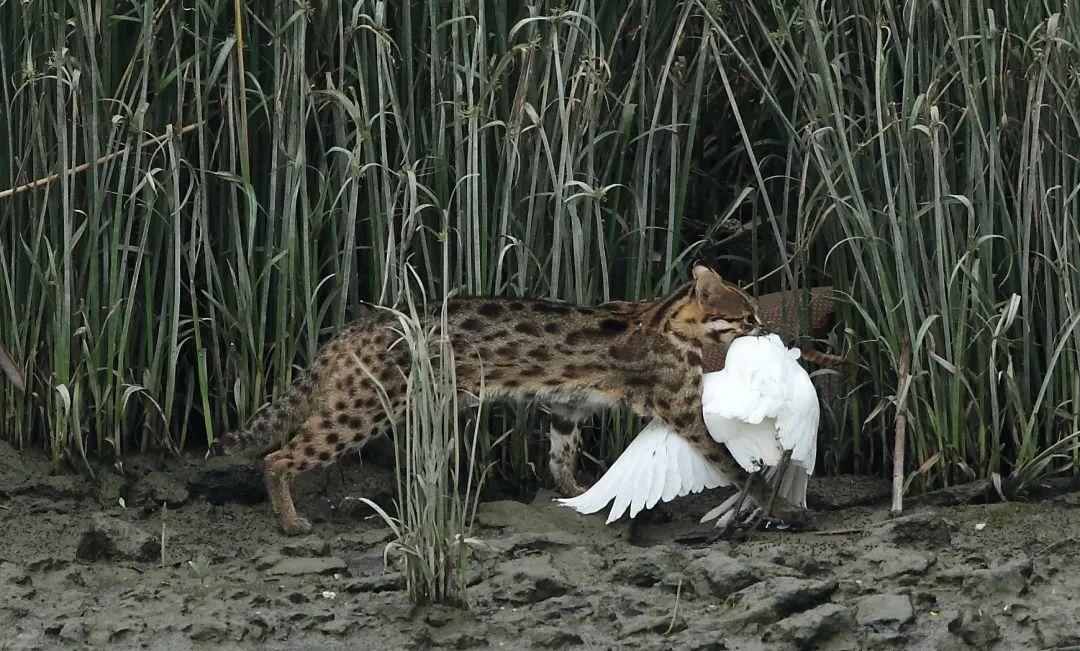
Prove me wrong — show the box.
[558,333,819,527]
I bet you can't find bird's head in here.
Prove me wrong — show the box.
[664,266,764,347]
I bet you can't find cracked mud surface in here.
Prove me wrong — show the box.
[1,439,1078,650]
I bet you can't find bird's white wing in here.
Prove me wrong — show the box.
[556,420,730,523]
[661,438,684,502]
[625,439,656,521]
[702,334,819,476]
[701,335,788,424]
[774,364,820,475]
[699,367,762,421]
[702,414,784,474]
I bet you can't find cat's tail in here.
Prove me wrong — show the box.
[220,370,321,459]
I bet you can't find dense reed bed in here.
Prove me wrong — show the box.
[1,1,1077,497]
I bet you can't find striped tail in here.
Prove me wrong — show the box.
[799,347,849,368]
[220,371,319,459]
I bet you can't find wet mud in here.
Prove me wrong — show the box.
[1,439,1078,650]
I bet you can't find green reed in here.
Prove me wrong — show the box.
[1,0,1076,500]
[707,1,1080,491]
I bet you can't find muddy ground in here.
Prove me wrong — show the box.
[1,438,1078,650]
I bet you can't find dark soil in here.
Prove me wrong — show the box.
[1,439,1078,650]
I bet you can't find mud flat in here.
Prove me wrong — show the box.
[1,439,1078,650]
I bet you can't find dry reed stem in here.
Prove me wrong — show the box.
[0,123,201,199]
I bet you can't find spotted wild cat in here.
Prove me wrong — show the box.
[222,266,809,535]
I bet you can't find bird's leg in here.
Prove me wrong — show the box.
[671,409,803,538]
[738,451,822,533]
[716,470,758,538]
[720,454,795,539]
[731,451,793,534]
[762,450,793,524]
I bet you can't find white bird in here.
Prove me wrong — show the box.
[557,333,819,530]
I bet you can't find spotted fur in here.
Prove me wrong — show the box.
[222,266,801,535]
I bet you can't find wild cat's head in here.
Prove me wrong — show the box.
[660,266,764,346]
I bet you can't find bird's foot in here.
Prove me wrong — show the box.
[713,499,759,539]
[721,506,776,540]
[714,501,817,539]
[767,502,818,531]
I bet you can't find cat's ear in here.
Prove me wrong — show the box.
[692,266,745,313]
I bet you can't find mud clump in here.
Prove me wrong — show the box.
[187,456,265,504]
[861,544,936,580]
[765,602,854,648]
[874,512,951,548]
[76,513,158,562]
[608,545,684,588]
[532,626,585,647]
[686,551,761,598]
[948,605,1001,646]
[0,561,35,603]
[854,593,914,629]
[939,557,1032,598]
[37,474,92,501]
[0,440,36,494]
[727,577,838,627]
[264,557,348,577]
[129,470,190,508]
[908,479,992,507]
[806,474,891,510]
[486,554,573,604]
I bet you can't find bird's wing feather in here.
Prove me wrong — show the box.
[556,432,643,516]
[703,414,783,474]
[627,441,657,520]
[699,490,746,524]
[661,438,683,502]
[695,442,731,490]
[556,421,734,521]
[644,441,667,512]
[779,463,810,508]
[774,368,820,475]
[607,455,640,523]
